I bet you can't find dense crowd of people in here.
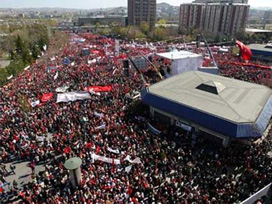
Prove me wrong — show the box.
[0,33,272,203]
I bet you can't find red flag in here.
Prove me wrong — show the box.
[41,93,54,102]
[63,146,71,154]
[84,85,112,92]
[95,145,100,154]
[236,40,252,61]
[85,142,93,149]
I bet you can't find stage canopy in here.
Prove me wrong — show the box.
[156,51,203,76]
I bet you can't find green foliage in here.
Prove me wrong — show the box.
[150,27,167,41]
[135,30,146,39]
[0,24,50,86]
[15,35,24,54]
[31,45,40,59]
[0,68,9,86]
[140,22,149,35]
[157,19,167,25]
[98,28,111,35]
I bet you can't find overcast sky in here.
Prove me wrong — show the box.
[0,0,271,9]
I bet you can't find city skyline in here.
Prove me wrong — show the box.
[0,0,271,9]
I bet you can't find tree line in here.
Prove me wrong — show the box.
[0,24,50,86]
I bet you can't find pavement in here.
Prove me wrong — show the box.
[3,161,46,191]
[0,60,10,68]
[2,133,54,191]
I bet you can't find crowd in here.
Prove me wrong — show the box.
[212,52,272,87]
[0,33,272,203]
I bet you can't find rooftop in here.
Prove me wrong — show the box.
[246,28,272,33]
[249,44,272,53]
[156,51,201,60]
[145,71,272,123]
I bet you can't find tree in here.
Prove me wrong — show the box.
[135,30,146,39]
[38,37,48,52]
[95,22,100,31]
[140,22,149,35]
[15,35,24,54]
[31,45,40,59]
[119,27,130,38]
[99,28,111,36]
[157,19,167,25]
[250,34,257,43]
[21,46,32,64]
[150,27,167,41]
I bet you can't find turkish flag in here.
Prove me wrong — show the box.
[236,40,252,61]
[41,93,54,102]
[84,85,112,92]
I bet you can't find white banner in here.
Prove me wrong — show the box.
[56,86,69,93]
[125,165,132,173]
[112,68,118,76]
[91,154,141,166]
[147,122,161,135]
[7,75,13,80]
[115,39,120,56]
[54,71,59,80]
[88,59,97,65]
[91,153,121,165]
[124,155,142,164]
[57,91,91,103]
[89,89,101,96]
[176,121,192,132]
[107,147,120,154]
[24,66,30,70]
[30,100,40,107]
[95,124,106,130]
[94,112,104,118]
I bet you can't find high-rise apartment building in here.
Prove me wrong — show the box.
[179,1,249,35]
[128,0,156,27]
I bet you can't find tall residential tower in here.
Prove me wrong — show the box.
[128,0,157,27]
[179,0,249,35]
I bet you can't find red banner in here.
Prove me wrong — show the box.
[41,93,54,102]
[85,85,112,92]
[229,62,272,70]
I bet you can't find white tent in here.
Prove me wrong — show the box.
[157,51,203,76]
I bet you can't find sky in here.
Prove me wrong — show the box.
[0,0,271,9]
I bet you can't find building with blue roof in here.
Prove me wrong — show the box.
[141,71,272,145]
